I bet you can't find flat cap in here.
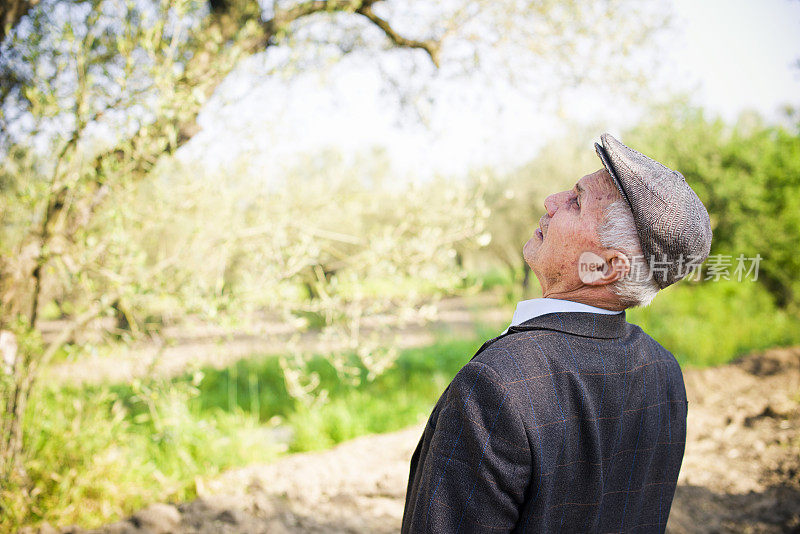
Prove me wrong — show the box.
[595,133,712,289]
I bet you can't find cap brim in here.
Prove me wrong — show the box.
[595,142,633,209]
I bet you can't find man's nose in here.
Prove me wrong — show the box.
[543,191,567,217]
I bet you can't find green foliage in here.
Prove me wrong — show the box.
[1,379,279,531]
[282,335,478,451]
[628,278,800,367]
[152,333,486,452]
[627,107,800,308]
[465,267,543,307]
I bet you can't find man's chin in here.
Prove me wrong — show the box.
[522,238,541,267]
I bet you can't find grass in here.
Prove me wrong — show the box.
[154,330,493,452]
[2,331,488,531]
[2,380,280,531]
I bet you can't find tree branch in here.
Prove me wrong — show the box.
[261,0,440,66]
[356,4,440,67]
[0,0,39,44]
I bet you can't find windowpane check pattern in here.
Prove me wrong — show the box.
[402,312,687,533]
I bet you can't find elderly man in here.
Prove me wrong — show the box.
[401,134,712,533]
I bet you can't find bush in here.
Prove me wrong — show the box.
[1,380,278,531]
[628,278,800,367]
[627,107,800,309]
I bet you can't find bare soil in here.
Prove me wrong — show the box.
[26,346,800,534]
[44,295,508,386]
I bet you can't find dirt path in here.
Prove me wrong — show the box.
[28,346,800,534]
[668,347,800,533]
[44,295,509,385]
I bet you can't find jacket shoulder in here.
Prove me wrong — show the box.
[470,330,561,382]
[627,322,683,365]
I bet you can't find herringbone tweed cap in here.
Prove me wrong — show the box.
[595,133,712,289]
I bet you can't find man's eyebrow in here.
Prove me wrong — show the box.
[575,183,584,196]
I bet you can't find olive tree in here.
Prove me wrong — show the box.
[0,0,671,476]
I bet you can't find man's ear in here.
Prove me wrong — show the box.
[582,249,630,287]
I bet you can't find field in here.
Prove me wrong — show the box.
[14,322,800,534]
[5,278,800,532]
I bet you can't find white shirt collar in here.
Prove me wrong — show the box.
[503,297,622,334]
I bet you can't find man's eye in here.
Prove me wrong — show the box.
[572,197,580,208]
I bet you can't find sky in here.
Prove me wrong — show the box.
[672,0,800,121]
[180,0,800,180]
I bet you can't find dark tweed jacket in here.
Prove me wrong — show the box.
[401,311,687,533]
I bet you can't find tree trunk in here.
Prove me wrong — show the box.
[0,0,441,481]
[522,261,530,291]
[0,0,39,43]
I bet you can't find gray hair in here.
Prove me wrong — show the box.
[598,200,660,308]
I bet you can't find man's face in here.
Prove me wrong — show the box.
[523,168,622,294]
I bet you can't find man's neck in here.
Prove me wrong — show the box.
[541,286,625,312]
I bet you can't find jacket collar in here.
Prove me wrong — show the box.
[509,311,628,340]
[507,297,621,329]
[472,310,629,360]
